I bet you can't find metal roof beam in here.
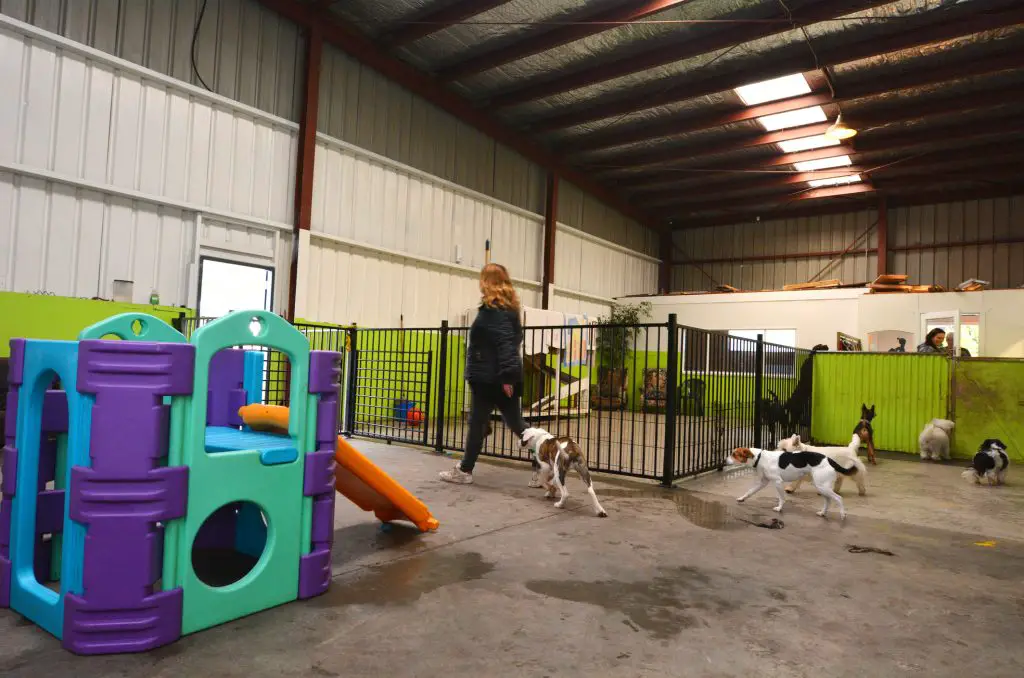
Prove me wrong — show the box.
[253,0,659,232]
[437,0,696,82]
[528,2,1024,132]
[485,0,893,109]
[380,1,515,48]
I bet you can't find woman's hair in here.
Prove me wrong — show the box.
[925,327,946,345]
[479,263,521,311]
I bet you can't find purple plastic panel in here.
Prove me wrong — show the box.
[207,349,247,428]
[299,352,342,600]
[0,341,22,608]
[38,436,57,491]
[303,450,335,498]
[63,589,183,655]
[42,391,69,433]
[63,341,194,654]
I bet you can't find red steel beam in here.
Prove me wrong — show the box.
[648,142,1024,208]
[380,1,514,47]
[563,51,1020,154]
[594,86,1024,171]
[438,0,696,82]
[528,2,1024,131]
[621,113,1022,192]
[486,0,892,109]
[287,24,323,322]
[672,185,1024,230]
[253,0,658,232]
[541,172,559,309]
[876,196,888,277]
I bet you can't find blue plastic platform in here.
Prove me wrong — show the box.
[204,427,298,465]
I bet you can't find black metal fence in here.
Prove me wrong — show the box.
[176,314,813,486]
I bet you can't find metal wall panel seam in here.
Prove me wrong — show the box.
[0,15,300,132]
[314,133,544,223]
[555,222,662,264]
[307,229,542,289]
[0,160,291,234]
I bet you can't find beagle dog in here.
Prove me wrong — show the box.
[726,447,857,520]
[521,427,607,517]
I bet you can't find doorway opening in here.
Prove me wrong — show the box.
[197,258,274,318]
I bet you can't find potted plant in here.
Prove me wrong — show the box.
[593,302,652,410]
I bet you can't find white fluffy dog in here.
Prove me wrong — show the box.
[778,433,868,496]
[919,419,955,461]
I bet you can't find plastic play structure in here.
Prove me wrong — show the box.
[0,310,438,655]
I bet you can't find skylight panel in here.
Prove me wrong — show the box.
[807,174,862,188]
[777,134,840,154]
[793,155,853,172]
[734,74,811,106]
[757,106,827,131]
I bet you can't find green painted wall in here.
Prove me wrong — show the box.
[0,291,192,357]
[811,353,950,455]
[953,360,1024,462]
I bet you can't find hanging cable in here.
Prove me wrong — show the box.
[191,0,214,92]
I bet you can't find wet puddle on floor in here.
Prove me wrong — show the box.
[596,488,747,530]
[526,565,739,639]
[314,551,494,607]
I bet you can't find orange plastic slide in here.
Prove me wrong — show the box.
[238,404,439,532]
[333,436,439,532]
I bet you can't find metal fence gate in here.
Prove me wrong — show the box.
[177,314,813,486]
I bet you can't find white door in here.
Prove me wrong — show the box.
[197,258,274,317]
[920,311,982,356]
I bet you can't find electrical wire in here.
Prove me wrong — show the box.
[777,0,837,99]
[191,0,213,92]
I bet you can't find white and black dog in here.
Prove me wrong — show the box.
[919,418,955,461]
[521,427,608,517]
[963,439,1010,486]
[726,447,857,520]
[778,433,868,496]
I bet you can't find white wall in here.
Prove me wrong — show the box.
[631,288,1024,357]
[0,15,296,311]
[640,289,864,350]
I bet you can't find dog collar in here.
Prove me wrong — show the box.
[753,452,761,468]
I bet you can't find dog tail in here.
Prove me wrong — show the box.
[961,469,979,482]
[827,458,857,476]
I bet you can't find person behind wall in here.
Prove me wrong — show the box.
[944,331,972,358]
[439,263,528,485]
[916,328,946,354]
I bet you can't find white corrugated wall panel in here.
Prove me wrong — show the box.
[0,171,193,303]
[672,210,878,292]
[299,233,542,327]
[891,196,1024,289]
[0,16,297,307]
[555,223,660,301]
[549,293,611,320]
[0,0,304,121]
[0,21,297,224]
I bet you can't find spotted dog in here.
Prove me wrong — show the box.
[520,427,607,517]
[963,439,1010,486]
[726,447,857,520]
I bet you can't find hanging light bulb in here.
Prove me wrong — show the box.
[825,113,857,140]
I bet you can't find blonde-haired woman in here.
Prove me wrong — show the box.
[440,263,528,484]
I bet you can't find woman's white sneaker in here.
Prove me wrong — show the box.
[439,464,473,484]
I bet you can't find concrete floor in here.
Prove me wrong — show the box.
[2,443,1023,677]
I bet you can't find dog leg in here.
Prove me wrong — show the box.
[737,477,769,503]
[552,465,569,509]
[854,472,867,496]
[834,475,844,495]
[816,483,845,520]
[574,461,608,517]
[785,476,804,494]
[772,480,786,513]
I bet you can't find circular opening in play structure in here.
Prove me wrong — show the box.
[191,501,269,588]
[249,316,266,338]
[130,318,145,336]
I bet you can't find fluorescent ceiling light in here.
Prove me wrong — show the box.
[807,174,862,188]
[757,106,827,131]
[777,134,840,153]
[793,155,853,172]
[734,74,811,106]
